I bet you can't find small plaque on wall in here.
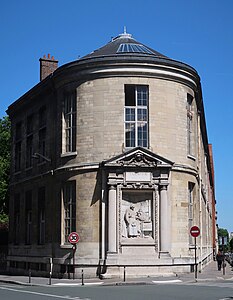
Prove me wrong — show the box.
[125,172,150,182]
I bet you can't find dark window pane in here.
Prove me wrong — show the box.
[125,85,136,106]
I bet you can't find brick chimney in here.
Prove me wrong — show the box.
[39,54,58,81]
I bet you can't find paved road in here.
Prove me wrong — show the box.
[1,281,233,300]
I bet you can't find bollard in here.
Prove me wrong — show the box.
[81,269,84,286]
[123,266,126,282]
[49,257,53,285]
[29,269,31,283]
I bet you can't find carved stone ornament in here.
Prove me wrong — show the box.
[117,152,158,167]
[102,147,174,170]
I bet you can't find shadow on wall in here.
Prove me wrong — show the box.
[91,170,102,206]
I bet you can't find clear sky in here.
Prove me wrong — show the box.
[0,0,232,232]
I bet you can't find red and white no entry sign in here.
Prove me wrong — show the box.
[190,226,200,238]
[68,232,80,244]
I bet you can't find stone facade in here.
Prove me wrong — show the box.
[7,31,216,278]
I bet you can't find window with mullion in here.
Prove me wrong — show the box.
[38,187,45,245]
[25,191,32,245]
[188,182,194,245]
[125,85,148,148]
[63,181,76,243]
[14,193,20,245]
[64,93,76,153]
[187,94,194,156]
[26,135,33,168]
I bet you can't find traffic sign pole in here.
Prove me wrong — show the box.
[190,226,200,281]
[68,232,80,280]
[72,244,76,280]
[194,237,197,280]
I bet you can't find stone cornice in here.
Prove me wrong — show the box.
[172,164,198,177]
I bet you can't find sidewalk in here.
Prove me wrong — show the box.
[0,260,232,286]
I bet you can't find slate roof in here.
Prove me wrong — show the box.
[82,31,168,59]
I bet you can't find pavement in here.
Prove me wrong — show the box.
[0,260,233,287]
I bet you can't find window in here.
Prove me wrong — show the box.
[15,142,21,172]
[39,128,46,162]
[15,122,22,172]
[25,191,32,245]
[15,122,22,141]
[63,181,76,243]
[188,182,195,244]
[14,193,20,245]
[38,187,45,245]
[39,106,46,128]
[26,114,34,168]
[26,114,33,135]
[187,94,194,156]
[38,106,47,163]
[26,135,33,168]
[63,93,76,153]
[124,85,148,148]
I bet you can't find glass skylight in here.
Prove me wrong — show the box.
[117,43,154,54]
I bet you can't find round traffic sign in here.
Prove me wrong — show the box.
[190,226,200,238]
[68,232,80,244]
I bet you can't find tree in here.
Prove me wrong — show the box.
[0,116,10,225]
[218,228,228,238]
[218,227,229,251]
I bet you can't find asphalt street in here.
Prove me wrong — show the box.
[0,260,232,300]
[1,281,233,300]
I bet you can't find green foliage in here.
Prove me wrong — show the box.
[218,228,229,238]
[0,116,10,222]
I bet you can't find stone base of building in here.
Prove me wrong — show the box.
[7,252,213,279]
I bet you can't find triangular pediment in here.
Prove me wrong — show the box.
[102,147,173,168]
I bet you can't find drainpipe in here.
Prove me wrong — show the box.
[197,111,203,272]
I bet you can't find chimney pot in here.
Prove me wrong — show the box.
[39,54,58,81]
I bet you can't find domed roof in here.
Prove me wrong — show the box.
[82,29,168,59]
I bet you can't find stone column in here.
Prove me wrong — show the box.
[160,185,170,254]
[108,185,117,253]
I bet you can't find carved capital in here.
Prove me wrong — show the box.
[109,185,116,191]
[160,185,168,191]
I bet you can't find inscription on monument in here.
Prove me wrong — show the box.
[125,172,150,182]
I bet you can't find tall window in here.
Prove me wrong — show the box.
[188,182,195,244]
[39,128,46,161]
[187,94,194,156]
[63,93,76,153]
[25,190,32,245]
[39,106,46,128]
[26,114,34,168]
[63,181,76,243]
[124,85,148,148]
[14,193,20,245]
[26,135,33,168]
[15,122,22,172]
[38,187,45,245]
[38,106,47,163]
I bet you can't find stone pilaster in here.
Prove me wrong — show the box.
[108,185,117,253]
[160,184,170,255]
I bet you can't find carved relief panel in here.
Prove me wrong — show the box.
[121,191,154,239]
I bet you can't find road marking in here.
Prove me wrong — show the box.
[152,279,182,284]
[0,286,90,299]
[53,282,103,286]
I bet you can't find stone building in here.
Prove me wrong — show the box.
[7,30,217,278]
